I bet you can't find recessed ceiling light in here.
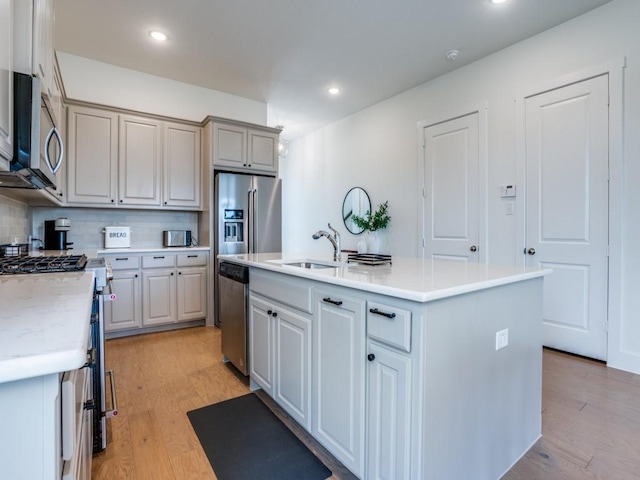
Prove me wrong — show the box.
[490,0,508,4]
[149,30,167,42]
[328,87,341,95]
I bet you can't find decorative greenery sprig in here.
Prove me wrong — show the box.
[351,201,391,232]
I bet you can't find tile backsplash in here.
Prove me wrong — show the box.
[31,207,199,249]
[0,195,31,245]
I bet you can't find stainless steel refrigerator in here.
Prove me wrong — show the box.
[216,172,281,372]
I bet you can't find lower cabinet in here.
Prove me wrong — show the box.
[100,250,208,334]
[366,341,412,480]
[313,287,366,479]
[104,269,142,331]
[249,293,312,430]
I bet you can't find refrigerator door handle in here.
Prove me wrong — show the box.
[247,188,254,254]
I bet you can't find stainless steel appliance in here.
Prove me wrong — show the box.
[214,172,281,327]
[163,229,192,247]
[0,255,117,456]
[0,72,63,190]
[219,262,250,375]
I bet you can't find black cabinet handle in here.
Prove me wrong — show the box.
[115,257,129,261]
[178,272,182,275]
[367,353,375,362]
[134,274,138,278]
[187,255,198,258]
[271,311,278,317]
[369,308,396,319]
[267,310,273,315]
[171,272,174,276]
[323,297,343,306]
[153,256,165,259]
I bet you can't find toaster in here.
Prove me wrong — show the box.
[163,230,192,247]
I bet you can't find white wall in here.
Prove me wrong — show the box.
[0,194,31,245]
[281,0,640,373]
[57,52,268,125]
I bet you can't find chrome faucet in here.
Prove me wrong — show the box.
[312,223,341,261]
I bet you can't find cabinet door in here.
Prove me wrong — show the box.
[32,0,54,98]
[248,129,278,173]
[176,266,207,322]
[313,289,366,478]
[67,106,118,205]
[142,268,176,326]
[104,270,141,332]
[367,341,412,480]
[212,123,246,168]
[249,295,275,395]
[275,307,311,431]
[119,115,162,206]
[0,0,12,164]
[163,123,201,208]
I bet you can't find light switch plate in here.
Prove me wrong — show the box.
[496,329,509,350]
[500,185,516,198]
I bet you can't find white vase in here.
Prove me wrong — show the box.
[367,230,388,255]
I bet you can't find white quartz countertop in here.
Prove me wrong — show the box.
[0,271,95,384]
[219,252,551,302]
[97,246,209,254]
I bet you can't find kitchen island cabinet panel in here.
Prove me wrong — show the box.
[313,287,366,478]
[249,294,275,395]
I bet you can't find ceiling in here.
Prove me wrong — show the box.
[54,0,613,140]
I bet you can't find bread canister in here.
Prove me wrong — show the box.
[104,226,131,248]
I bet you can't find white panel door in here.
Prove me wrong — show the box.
[525,74,609,360]
[423,113,479,261]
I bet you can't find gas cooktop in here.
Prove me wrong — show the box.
[0,255,88,275]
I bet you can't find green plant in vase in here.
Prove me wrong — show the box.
[351,201,391,254]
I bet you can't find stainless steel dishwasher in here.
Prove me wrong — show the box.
[219,261,250,375]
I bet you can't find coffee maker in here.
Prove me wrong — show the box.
[44,218,73,250]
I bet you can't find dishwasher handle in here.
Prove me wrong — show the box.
[219,262,249,284]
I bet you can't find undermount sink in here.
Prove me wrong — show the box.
[283,261,337,269]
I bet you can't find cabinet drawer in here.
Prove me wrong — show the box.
[142,254,176,269]
[367,301,411,352]
[251,269,312,314]
[177,252,207,267]
[103,255,140,270]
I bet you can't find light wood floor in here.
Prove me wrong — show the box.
[92,326,640,480]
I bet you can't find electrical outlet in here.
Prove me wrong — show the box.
[496,329,509,350]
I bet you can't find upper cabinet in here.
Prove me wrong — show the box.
[66,103,202,210]
[164,123,201,208]
[13,0,55,101]
[210,120,280,175]
[0,0,13,165]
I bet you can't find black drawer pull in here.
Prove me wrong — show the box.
[323,297,343,306]
[187,255,198,258]
[115,257,129,261]
[153,256,165,259]
[369,308,396,319]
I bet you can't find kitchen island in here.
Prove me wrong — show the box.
[219,252,550,480]
[0,271,95,479]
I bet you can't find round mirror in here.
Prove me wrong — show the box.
[342,187,371,235]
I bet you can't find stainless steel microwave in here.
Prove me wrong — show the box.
[0,72,63,190]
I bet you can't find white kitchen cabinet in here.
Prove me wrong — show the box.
[100,251,208,335]
[142,267,176,326]
[163,122,201,209]
[0,0,12,166]
[105,270,142,332]
[67,103,202,210]
[119,114,162,207]
[177,266,207,322]
[13,0,55,98]
[366,341,412,480]
[67,105,118,205]
[313,287,366,478]
[211,121,280,175]
[249,292,312,430]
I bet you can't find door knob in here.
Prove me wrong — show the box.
[470,245,478,252]
[526,248,536,255]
